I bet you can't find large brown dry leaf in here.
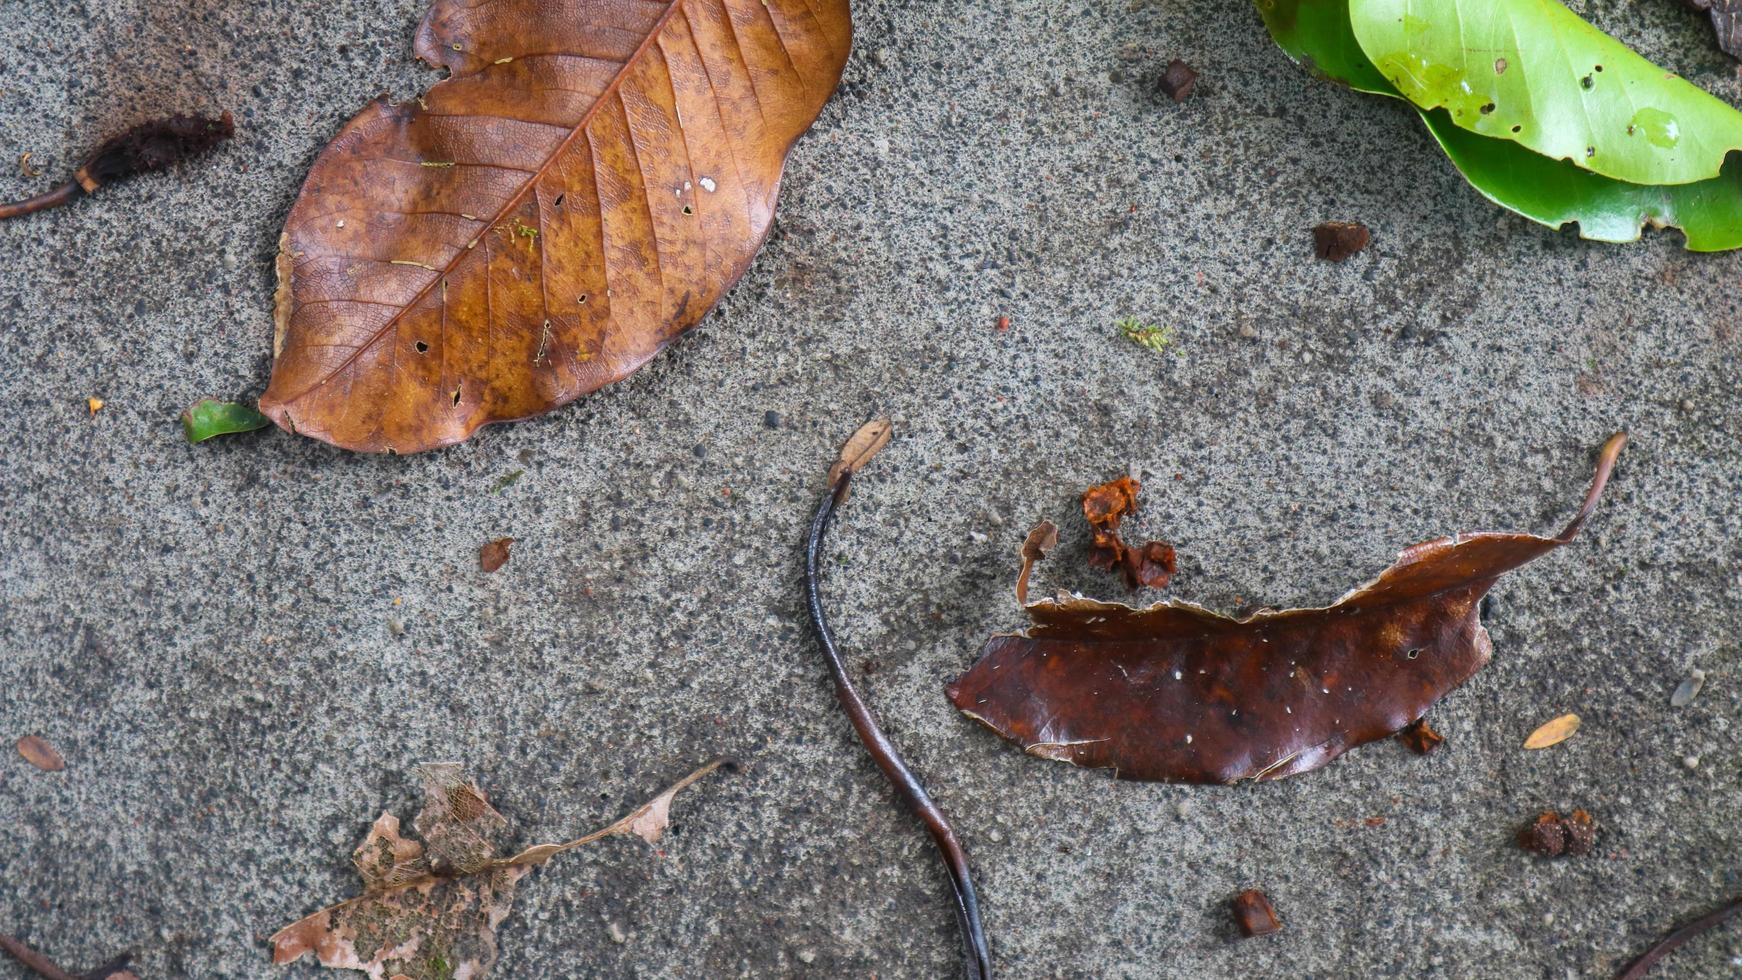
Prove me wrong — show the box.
[259,0,853,452]
[947,435,1626,784]
[272,760,721,979]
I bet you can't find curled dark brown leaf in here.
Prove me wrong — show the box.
[948,434,1626,783]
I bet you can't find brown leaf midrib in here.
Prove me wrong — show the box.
[275,0,688,409]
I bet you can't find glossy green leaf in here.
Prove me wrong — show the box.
[1256,0,1742,248]
[1256,0,1395,95]
[182,399,270,443]
[1420,110,1742,249]
[1350,0,1742,185]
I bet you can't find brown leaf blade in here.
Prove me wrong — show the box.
[259,0,853,452]
[1523,713,1581,749]
[947,435,1625,783]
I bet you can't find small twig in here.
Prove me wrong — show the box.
[0,932,80,980]
[805,419,992,980]
[1618,895,1742,979]
[0,183,81,220]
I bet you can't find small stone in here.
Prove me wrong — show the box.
[1237,322,1258,339]
[1176,801,1191,819]
[387,618,405,636]
[1680,399,1696,412]
[1157,59,1198,102]
[1671,670,1706,708]
[763,410,782,429]
[1683,755,1701,770]
[797,950,817,964]
[608,921,628,944]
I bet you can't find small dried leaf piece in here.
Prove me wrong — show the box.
[1313,220,1371,261]
[1518,809,1597,857]
[1014,521,1059,605]
[1397,718,1444,755]
[272,760,721,979]
[16,735,65,772]
[258,0,853,452]
[828,417,893,492]
[1232,889,1282,937]
[1080,475,1175,591]
[948,434,1625,783]
[1523,713,1580,749]
[1158,59,1199,102]
[479,538,514,573]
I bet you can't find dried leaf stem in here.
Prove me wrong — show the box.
[805,421,991,980]
[1618,895,1742,979]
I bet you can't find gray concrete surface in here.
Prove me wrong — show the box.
[2,0,1741,976]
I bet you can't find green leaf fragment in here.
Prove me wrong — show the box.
[492,469,524,493]
[1117,317,1178,355]
[182,399,271,443]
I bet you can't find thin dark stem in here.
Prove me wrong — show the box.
[1618,896,1742,979]
[0,933,79,980]
[0,183,82,221]
[806,471,992,980]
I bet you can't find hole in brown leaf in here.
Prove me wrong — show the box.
[415,341,429,353]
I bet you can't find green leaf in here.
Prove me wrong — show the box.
[1256,0,1397,95]
[1255,0,1742,248]
[1419,109,1742,249]
[1350,0,1742,185]
[182,399,271,443]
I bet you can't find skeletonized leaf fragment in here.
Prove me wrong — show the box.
[947,434,1625,783]
[272,760,722,979]
[259,0,854,452]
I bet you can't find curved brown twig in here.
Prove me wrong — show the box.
[1618,895,1742,979]
[0,183,81,220]
[805,420,991,980]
